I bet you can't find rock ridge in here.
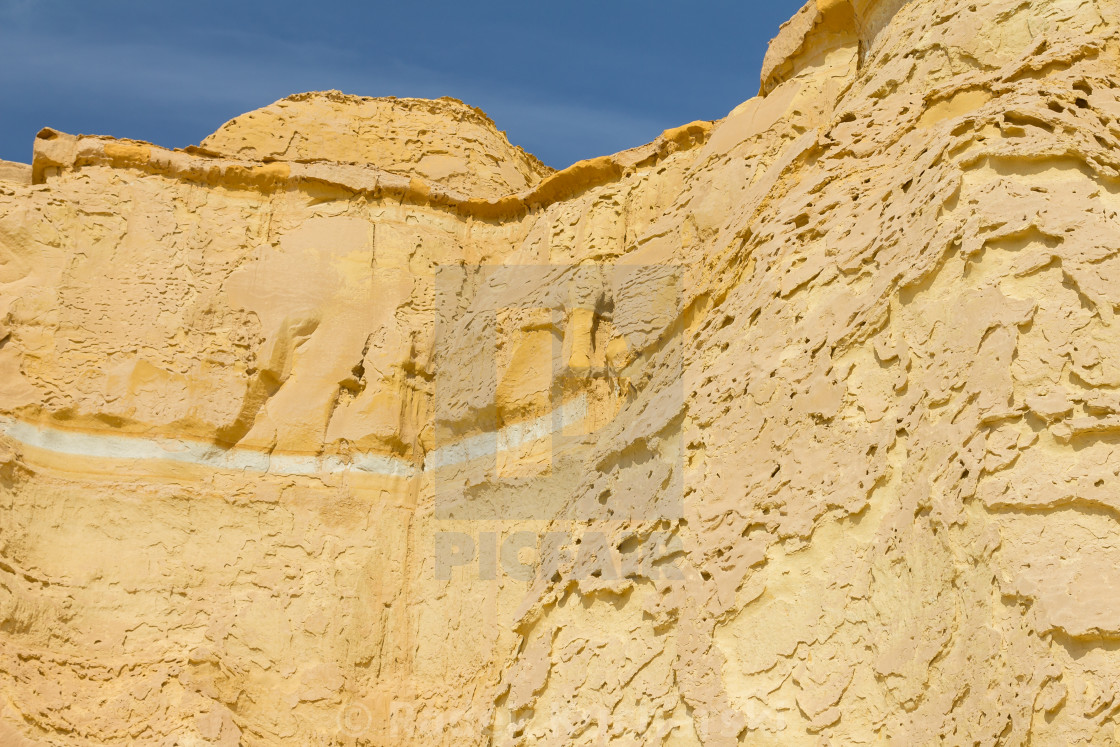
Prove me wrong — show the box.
[3,0,1120,744]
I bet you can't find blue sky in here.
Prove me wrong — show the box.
[0,0,806,169]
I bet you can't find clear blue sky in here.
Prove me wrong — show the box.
[0,0,805,169]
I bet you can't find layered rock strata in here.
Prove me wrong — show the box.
[3,0,1120,743]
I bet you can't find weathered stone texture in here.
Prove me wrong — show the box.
[3,0,1120,743]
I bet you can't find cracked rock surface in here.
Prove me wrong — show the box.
[3,0,1120,743]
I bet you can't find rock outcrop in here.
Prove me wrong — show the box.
[199,92,554,198]
[0,160,31,185]
[3,0,1120,744]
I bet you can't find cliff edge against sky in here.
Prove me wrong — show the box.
[3,0,1120,744]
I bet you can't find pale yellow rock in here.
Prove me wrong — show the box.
[0,160,30,185]
[201,91,553,198]
[3,0,1120,744]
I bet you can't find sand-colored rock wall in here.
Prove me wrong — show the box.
[3,0,1120,743]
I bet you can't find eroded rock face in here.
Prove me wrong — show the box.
[0,160,30,185]
[2,0,1120,744]
[200,92,553,198]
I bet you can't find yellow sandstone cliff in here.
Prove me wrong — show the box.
[3,0,1120,743]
